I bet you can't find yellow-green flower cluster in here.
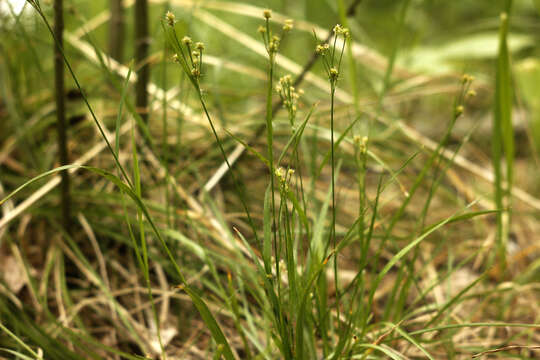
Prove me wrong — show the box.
[275,167,295,192]
[164,14,205,85]
[259,9,293,58]
[354,135,368,155]
[276,74,303,124]
[165,11,175,27]
[316,24,350,85]
[454,73,476,118]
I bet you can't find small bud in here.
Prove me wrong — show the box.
[283,19,293,31]
[461,74,474,84]
[329,67,339,80]
[269,36,280,53]
[455,105,464,117]
[191,68,200,77]
[182,36,192,46]
[316,43,329,55]
[466,89,477,98]
[196,42,205,51]
[287,168,295,177]
[165,11,175,27]
[275,167,286,180]
[333,24,343,34]
[263,9,272,19]
[360,136,368,154]
[172,54,180,63]
[257,25,266,34]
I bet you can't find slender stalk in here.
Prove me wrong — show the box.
[135,0,150,123]
[54,0,71,233]
[330,82,338,322]
[266,52,279,305]
[109,0,125,63]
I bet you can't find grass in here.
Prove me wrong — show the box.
[1,0,540,359]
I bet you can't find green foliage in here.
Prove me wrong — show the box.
[1,0,539,359]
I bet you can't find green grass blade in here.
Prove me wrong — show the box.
[493,6,513,270]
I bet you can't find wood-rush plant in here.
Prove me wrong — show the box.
[315,24,350,347]
[2,3,533,359]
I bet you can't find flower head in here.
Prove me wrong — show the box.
[263,9,272,19]
[283,19,293,31]
[333,24,344,34]
[329,67,339,80]
[455,105,464,117]
[316,43,329,55]
[165,11,176,27]
[182,36,193,46]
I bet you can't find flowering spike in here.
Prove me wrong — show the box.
[165,11,175,27]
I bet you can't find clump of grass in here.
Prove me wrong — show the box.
[1,2,539,359]
[159,9,500,360]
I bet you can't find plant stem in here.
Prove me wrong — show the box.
[330,82,339,330]
[54,0,71,233]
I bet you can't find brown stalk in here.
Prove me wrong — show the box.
[109,0,125,63]
[54,0,71,233]
[135,0,150,123]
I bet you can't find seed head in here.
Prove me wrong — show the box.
[275,167,286,180]
[257,25,266,34]
[329,67,339,80]
[172,54,180,63]
[182,36,192,46]
[466,89,477,98]
[279,74,292,86]
[316,43,329,55]
[461,74,474,84]
[360,136,368,154]
[165,11,175,27]
[269,36,280,53]
[283,19,293,31]
[287,168,295,177]
[455,105,464,117]
[196,42,205,51]
[191,68,201,77]
[263,9,272,19]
